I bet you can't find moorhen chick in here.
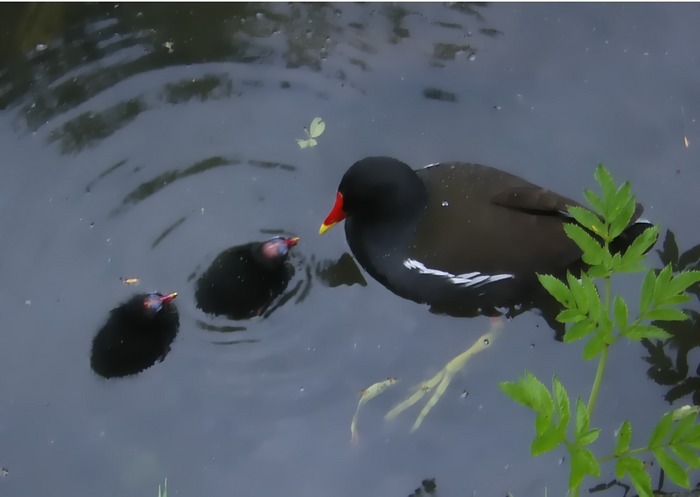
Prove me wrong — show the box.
[91,292,179,379]
[195,236,299,320]
[319,156,651,314]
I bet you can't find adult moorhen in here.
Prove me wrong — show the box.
[319,156,651,314]
[91,292,179,379]
[195,236,300,320]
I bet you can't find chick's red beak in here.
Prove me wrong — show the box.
[285,236,300,247]
[159,292,178,304]
[319,191,346,235]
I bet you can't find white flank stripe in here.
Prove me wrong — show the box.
[403,258,514,288]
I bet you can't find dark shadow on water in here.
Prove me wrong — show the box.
[315,252,368,288]
[194,319,247,334]
[48,98,147,154]
[112,156,241,214]
[85,158,128,193]
[151,215,188,250]
[641,230,700,405]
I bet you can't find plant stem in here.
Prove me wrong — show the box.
[587,345,608,418]
[587,277,612,419]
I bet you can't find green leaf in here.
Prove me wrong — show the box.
[296,138,311,149]
[567,272,588,313]
[668,270,700,297]
[639,270,656,314]
[626,458,653,497]
[556,309,584,323]
[653,448,690,488]
[535,411,553,437]
[307,138,317,147]
[644,308,689,322]
[684,425,700,447]
[594,163,617,203]
[649,412,674,448]
[671,405,699,423]
[624,324,672,341]
[564,223,604,265]
[525,372,554,417]
[578,448,601,477]
[531,427,563,455]
[654,265,674,303]
[669,406,698,443]
[581,275,602,320]
[583,333,606,360]
[583,188,605,214]
[609,188,637,240]
[615,420,632,454]
[578,428,601,446]
[613,295,629,332]
[658,295,691,307]
[552,377,571,429]
[568,206,605,236]
[564,319,596,343]
[499,381,530,408]
[575,397,590,437]
[569,448,600,488]
[538,274,571,307]
[621,226,659,266]
[309,117,326,138]
[671,444,700,469]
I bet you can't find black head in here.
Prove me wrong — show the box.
[320,157,427,233]
[130,292,178,319]
[254,236,300,266]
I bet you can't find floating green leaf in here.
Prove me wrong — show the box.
[296,117,326,148]
[309,117,326,138]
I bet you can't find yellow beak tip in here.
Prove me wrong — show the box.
[319,224,330,235]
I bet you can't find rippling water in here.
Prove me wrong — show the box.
[1,3,699,496]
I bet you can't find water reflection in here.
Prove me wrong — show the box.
[642,230,700,405]
[2,2,496,123]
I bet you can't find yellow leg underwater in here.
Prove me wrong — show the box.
[385,318,504,432]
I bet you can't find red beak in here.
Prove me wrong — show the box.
[319,191,346,234]
[159,292,178,304]
[285,237,300,247]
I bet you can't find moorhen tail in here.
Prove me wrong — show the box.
[91,292,179,379]
[195,236,299,320]
[319,157,651,315]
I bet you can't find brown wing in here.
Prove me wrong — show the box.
[410,163,583,277]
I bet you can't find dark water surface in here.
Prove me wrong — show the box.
[1,3,700,496]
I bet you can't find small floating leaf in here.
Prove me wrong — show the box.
[121,277,140,285]
[309,117,326,138]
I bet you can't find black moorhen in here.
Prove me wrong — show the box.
[91,292,179,379]
[195,236,300,320]
[319,157,651,313]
